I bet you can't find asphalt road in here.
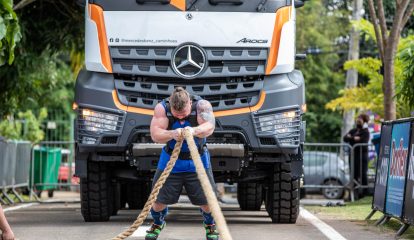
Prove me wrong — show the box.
[3,197,393,240]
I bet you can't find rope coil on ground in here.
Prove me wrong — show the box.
[112,129,233,240]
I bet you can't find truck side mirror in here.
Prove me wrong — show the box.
[295,53,307,60]
[295,0,309,9]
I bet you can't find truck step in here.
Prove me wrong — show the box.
[132,143,245,157]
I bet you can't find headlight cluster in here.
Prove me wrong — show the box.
[80,109,122,133]
[257,111,298,136]
[254,109,301,146]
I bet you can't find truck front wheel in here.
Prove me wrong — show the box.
[265,162,300,223]
[237,182,263,211]
[126,182,150,210]
[80,161,112,222]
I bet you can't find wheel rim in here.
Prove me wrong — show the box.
[324,188,340,199]
[323,181,343,199]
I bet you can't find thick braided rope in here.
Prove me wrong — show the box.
[183,129,233,240]
[112,139,184,240]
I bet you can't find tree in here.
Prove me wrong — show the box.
[326,19,414,118]
[367,0,414,120]
[0,0,21,66]
[341,0,363,144]
[296,0,349,142]
[0,0,84,117]
[396,37,414,109]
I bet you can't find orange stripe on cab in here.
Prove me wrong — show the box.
[170,0,186,11]
[214,92,266,117]
[112,90,266,117]
[89,4,113,73]
[265,6,292,75]
[112,90,154,115]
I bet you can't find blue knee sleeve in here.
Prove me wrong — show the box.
[151,207,168,225]
[200,208,215,225]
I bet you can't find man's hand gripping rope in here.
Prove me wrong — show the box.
[112,129,232,240]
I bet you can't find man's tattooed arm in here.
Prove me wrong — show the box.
[191,100,215,138]
[197,100,215,126]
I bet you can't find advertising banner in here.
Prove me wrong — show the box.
[403,122,414,223]
[373,124,392,211]
[385,122,411,217]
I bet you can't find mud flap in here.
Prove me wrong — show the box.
[290,160,303,179]
[75,150,88,178]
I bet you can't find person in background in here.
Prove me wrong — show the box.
[343,113,370,198]
[0,204,15,240]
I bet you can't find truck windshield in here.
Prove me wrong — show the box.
[89,0,290,13]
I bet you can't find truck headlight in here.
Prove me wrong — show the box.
[257,110,297,135]
[80,109,121,133]
[253,109,301,146]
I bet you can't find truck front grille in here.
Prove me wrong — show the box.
[110,46,268,78]
[115,78,263,111]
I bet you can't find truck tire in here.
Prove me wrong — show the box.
[237,183,263,211]
[126,182,150,210]
[120,183,127,209]
[111,182,121,216]
[265,162,300,223]
[80,161,112,222]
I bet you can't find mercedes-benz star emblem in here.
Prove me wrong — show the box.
[186,13,193,20]
[171,44,206,79]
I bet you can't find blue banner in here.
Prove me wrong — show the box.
[385,122,411,217]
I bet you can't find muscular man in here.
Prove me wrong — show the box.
[146,87,219,240]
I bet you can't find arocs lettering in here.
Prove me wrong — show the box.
[237,38,268,44]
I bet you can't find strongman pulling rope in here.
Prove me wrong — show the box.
[112,87,232,240]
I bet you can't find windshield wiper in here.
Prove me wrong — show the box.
[136,0,170,5]
[256,0,267,12]
[187,0,199,10]
[210,0,243,5]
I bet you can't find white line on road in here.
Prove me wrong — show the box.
[3,203,39,213]
[300,207,347,240]
[131,225,151,237]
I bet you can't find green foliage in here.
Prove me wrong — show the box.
[352,19,377,43]
[326,57,384,114]
[0,0,21,66]
[396,36,414,109]
[0,118,21,140]
[0,1,83,118]
[326,21,414,118]
[18,108,47,143]
[0,49,75,117]
[0,108,47,143]
[296,0,349,142]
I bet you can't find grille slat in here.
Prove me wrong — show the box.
[110,47,172,60]
[110,46,268,77]
[115,79,263,97]
[115,79,262,111]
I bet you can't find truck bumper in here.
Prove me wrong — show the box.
[74,70,305,157]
